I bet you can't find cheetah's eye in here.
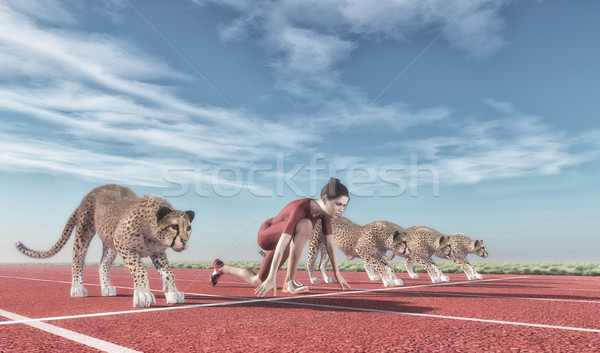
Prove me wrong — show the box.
[170,225,179,231]
[187,226,191,232]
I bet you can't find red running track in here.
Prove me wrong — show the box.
[1,265,599,352]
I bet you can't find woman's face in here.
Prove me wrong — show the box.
[324,195,349,219]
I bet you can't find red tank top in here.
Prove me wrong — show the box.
[267,198,332,236]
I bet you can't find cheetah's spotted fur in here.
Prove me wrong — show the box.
[307,216,408,287]
[16,184,195,307]
[431,233,488,280]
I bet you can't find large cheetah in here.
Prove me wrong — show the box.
[307,216,408,287]
[16,184,195,307]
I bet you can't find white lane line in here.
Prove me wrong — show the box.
[548,287,600,293]
[397,291,600,304]
[0,275,72,285]
[277,301,600,334]
[0,309,141,353]
[0,274,233,300]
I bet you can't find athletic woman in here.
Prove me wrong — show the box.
[210,178,351,296]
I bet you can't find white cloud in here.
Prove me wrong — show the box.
[483,98,516,114]
[3,0,79,26]
[273,27,355,75]
[345,0,509,59]
[207,0,511,102]
[0,1,318,186]
[387,104,599,184]
[441,0,509,59]
[3,0,126,27]
[0,132,168,186]
[0,82,312,164]
[2,1,596,191]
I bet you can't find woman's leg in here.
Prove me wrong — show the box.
[285,218,312,283]
[216,219,290,288]
[256,220,290,282]
[256,244,291,282]
[220,265,262,287]
[215,218,310,289]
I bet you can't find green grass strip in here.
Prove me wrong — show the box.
[3,261,600,276]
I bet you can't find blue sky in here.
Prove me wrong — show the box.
[1,0,599,264]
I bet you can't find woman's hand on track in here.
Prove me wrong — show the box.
[255,277,276,297]
[335,272,351,291]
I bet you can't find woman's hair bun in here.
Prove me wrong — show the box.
[321,177,349,200]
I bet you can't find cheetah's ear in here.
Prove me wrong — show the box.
[157,206,172,222]
[185,211,195,222]
[392,231,400,240]
[474,240,482,247]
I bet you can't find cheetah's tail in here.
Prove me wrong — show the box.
[16,211,78,259]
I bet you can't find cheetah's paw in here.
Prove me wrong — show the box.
[383,278,404,287]
[133,289,156,307]
[309,277,321,284]
[101,285,117,297]
[70,284,88,298]
[393,278,404,286]
[325,276,336,284]
[166,291,184,304]
[431,276,444,283]
[368,274,381,281]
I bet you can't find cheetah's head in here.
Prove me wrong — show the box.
[437,235,455,257]
[392,230,409,256]
[473,240,488,258]
[385,230,409,261]
[157,207,195,252]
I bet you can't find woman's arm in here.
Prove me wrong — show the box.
[254,233,292,297]
[324,235,351,291]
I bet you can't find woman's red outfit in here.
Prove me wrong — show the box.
[256,198,332,281]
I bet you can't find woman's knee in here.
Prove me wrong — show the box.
[250,276,263,287]
[295,218,312,238]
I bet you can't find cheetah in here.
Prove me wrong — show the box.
[387,226,455,283]
[16,184,195,308]
[432,233,488,280]
[307,216,408,287]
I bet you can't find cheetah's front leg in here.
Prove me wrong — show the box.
[318,249,336,284]
[453,258,481,280]
[120,248,155,307]
[358,248,402,287]
[363,262,380,281]
[307,242,321,284]
[404,257,419,279]
[431,260,449,282]
[151,253,184,304]
[373,257,402,287]
[414,257,448,283]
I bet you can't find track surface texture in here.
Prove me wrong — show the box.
[1,265,599,352]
